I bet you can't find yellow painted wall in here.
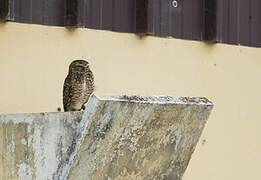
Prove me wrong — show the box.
[0,22,261,180]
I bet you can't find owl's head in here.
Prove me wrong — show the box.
[69,60,90,73]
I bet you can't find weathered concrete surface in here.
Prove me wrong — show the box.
[0,111,83,180]
[67,95,213,180]
[0,95,213,180]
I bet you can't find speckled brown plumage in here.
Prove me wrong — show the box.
[63,60,95,112]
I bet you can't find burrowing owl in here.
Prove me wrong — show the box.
[63,60,95,112]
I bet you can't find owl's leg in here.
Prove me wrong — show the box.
[82,92,95,111]
[81,104,86,110]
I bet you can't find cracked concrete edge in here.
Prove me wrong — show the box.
[55,96,101,180]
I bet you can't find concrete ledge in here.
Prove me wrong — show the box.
[0,95,213,180]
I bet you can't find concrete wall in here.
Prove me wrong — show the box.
[0,22,261,180]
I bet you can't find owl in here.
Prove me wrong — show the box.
[63,60,95,112]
